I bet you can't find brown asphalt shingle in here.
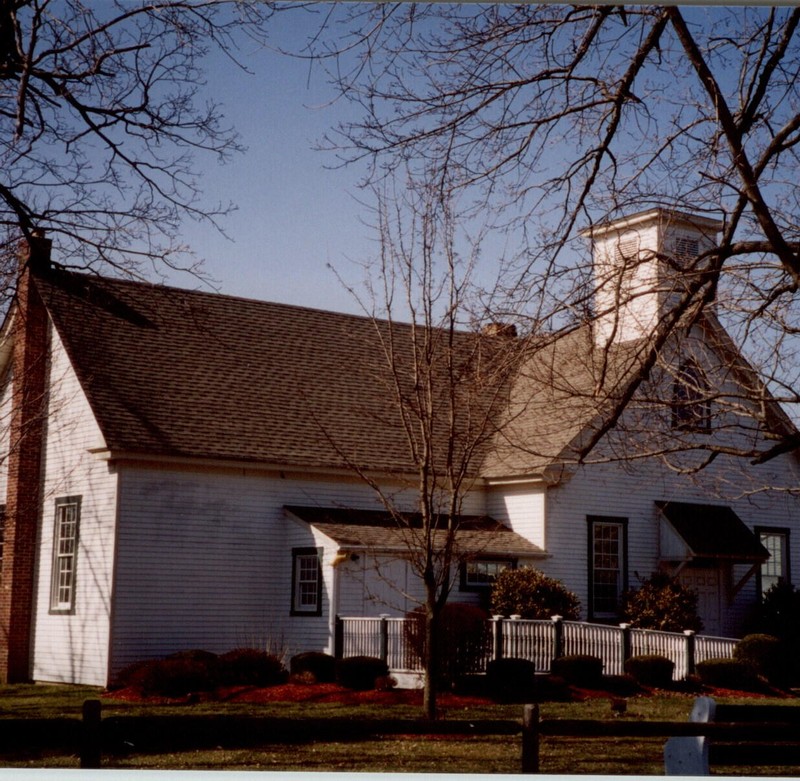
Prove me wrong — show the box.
[34,268,525,474]
[285,506,545,557]
[32,267,692,479]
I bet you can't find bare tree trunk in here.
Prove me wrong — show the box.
[423,584,438,721]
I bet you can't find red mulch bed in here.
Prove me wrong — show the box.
[104,680,791,707]
[105,682,493,707]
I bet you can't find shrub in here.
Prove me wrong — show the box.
[695,658,763,692]
[486,657,538,703]
[114,650,221,697]
[219,648,287,686]
[490,568,581,620]
[110,659,152,691]
[624,654,675,687]
[550,654,603,687]
[289,651,337,683]
[403,603,490,685]
[748,580,800,643]
[335,655,389,690]
[620,572,703,632]
[734,634,787,687]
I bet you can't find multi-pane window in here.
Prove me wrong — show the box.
[758,529,790,597]
[672,359,711,432]
[291,547,322,615]
[50,497,81,613]
[461,559,514,590]
[588,517,627,620]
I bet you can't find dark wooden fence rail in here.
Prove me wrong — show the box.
[0,699,527,770]
[1,699,797,772]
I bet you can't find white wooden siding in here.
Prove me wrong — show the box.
[110,469,431,675]
[542,451,800,636]
[31,323,118,686]
[486,485,546,550]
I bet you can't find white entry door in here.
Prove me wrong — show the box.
[679,566,722,636]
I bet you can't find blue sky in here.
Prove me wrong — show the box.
[168,14,376,316]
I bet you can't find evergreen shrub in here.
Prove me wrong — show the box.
[289,651,337,683]
[335,655,389,690]
[620,572,703,632]
[623,654,675,687]
[695,658,762,691]
[219,648,287,686]
[113,650,220,697]
[733,634,787,687]
[490,568,581,620]
[550,654,603,687]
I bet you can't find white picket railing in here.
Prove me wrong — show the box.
[336,615,739,679]
[563,621,627,676]
[502,619,555,671]
[630,628,691,680]
[695,634,738,665]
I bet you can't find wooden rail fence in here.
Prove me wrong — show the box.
[2,698,798,773]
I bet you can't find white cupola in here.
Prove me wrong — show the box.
[582,208,723,347]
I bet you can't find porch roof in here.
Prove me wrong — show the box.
[656,501,769,563]
[284,506,546,558]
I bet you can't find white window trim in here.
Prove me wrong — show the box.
[588,516,628,621]
[50,496,81,614]
[461,558,515,591]
[757,527,791,597]
[291,547,322,616]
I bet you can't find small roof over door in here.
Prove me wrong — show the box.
[657,501,769,563]
[284,506,546,558]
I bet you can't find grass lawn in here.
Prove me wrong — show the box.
[0,683,796,774]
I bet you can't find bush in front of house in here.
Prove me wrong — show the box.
[112,650,221,697]
[335,655,390,690]
[218,648,287,686]
[747,579,800,643]
[486,657,539,702]
[550,654,604,687]
[619,572,703,632]
[403,603,490,686]
[695,658,763,692]
[624,654,675,687]
[289,651,337,683]
[490,567,581,620]
[733,634,788,687]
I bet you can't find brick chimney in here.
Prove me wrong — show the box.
[0,233,51,683]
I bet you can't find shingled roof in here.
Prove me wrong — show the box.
[32,267,534,475]
[285,506,546,557]
[31,266,772,480]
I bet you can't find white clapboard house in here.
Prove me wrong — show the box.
[0,209,798,686]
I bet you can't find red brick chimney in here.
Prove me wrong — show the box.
[0,233,51,683]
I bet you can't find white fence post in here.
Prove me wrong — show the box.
[491,616,503,661]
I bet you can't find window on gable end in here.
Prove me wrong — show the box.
[50,496,81,613]
[291,547,322,616]
[671,359,712,432]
